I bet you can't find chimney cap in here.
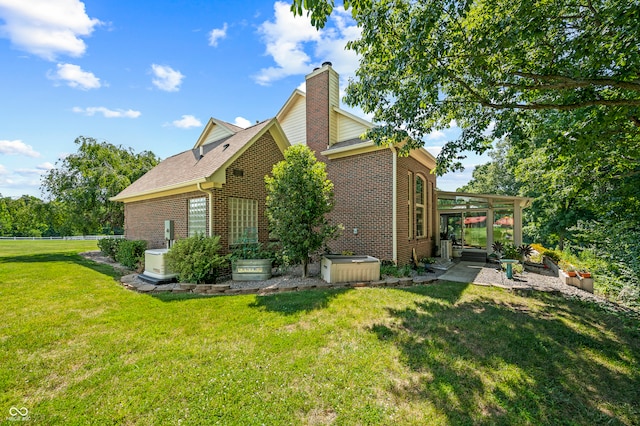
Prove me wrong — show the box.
[321,61,332,67]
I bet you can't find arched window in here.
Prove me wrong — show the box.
[415,175,426,238]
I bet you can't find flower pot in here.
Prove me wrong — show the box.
[578,271,591,278]
[232,259,272,281]
[564,270,577,277]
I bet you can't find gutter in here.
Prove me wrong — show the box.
[390,146,398,264]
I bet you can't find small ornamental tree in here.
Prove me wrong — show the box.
[265,145,341,277]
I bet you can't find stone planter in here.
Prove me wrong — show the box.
[232,259,272,281]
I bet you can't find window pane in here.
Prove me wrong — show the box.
[229,197,258,245]
[189,197,207,237]
[415,176,424,204]
[416,206,425,237]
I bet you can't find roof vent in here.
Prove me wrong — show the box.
[322,61,332,67]
[223,143,230,151]
[199,146,204,158]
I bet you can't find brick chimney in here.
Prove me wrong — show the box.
[305,62,339,161]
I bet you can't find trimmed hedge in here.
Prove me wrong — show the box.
[97,238,122,261]
[115,239,147,270]
[165,234,228,283]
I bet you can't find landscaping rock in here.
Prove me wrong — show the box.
[398,277,413,286]
[385,278,400,286]
[137,284,156,292]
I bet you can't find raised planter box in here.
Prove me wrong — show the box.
[232,259,272,281]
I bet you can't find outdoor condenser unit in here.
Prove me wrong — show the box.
[142,249,177,281]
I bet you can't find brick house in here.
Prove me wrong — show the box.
[111,118,288,250]
[112,63,438,265]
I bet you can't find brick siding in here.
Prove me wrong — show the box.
[397,156,437,265]
[325,150,395,261]
[124,132,284,253]
[305,69,330,162]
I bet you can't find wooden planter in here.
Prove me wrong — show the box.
[232,259,272,281]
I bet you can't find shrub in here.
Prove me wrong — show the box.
[165,235,228,284]
[98,237,122,261]
[542,249,562,262]
[380,264,413,278]
[115,239,147,270]
[530,243,546,254]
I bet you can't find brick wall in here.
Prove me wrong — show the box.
[210,132,284,251]
[124,132,284,253]
[397,155,437,265]
[326,149,395,261]
[305,68,330,162]
[124,190,205,249]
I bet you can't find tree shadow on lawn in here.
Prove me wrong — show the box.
[0,252,122,279]
[249,288,351,315]
[372,282,640,425]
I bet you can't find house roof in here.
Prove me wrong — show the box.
[111,118,289,202]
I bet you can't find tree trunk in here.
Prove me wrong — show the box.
[302,259,308,278]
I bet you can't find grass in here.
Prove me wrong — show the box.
[1,241,639,425]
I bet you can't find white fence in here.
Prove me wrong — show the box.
[0,235,125,241]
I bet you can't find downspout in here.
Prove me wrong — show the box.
[196,182,213,237]
[390,147,398,264]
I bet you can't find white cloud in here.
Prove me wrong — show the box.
[255,3,365,125]
[0,164,7,174]
[0,0,101,60]
[233,117,251,128]
[208,23,228,47]
[15,162,54,175]
[48,63,101,89]
[72,106,141,118]
[167,115,202,129]
[425,145,443,157]
[255,3,360,86]
[254,1,321,85]
[0,139,41,157]
[426,130,446,141]
[151,64,184,92]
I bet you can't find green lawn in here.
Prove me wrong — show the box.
[1,241,639,425]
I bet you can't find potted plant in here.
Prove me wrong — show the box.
[578,269,591,278]
[559,260,577,277]
[231,232,273,281]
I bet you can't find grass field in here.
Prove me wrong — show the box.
[1,241,639,424]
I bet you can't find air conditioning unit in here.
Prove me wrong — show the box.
[140,249,177,283]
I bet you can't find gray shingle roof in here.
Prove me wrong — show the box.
[112,119,272,200]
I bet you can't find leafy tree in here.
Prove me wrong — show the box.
[41,136,159,234]
[458,139,521,195]
[292,0,640,174]
[0,195,50,237]
[0,195,12,236]
[265,145,341,277]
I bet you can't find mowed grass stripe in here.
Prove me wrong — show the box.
[1,241,638,425]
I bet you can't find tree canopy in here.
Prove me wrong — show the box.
[265,145,341,277]
[292,0,640,174]
[41,136,159,234]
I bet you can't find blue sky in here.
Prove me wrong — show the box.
[0,0,485,199]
